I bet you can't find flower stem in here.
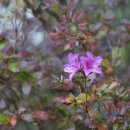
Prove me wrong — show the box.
[83,73,91,122]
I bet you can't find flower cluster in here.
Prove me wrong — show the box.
[64,52,102,81]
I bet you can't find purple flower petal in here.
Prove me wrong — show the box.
[69,70,78,81]
[64,64,75,73]
[86,52,94,59]
[80,52,102,77]
[94,56,102,65]
[64,52,102,80]
[80,56,87,67]
[64,53,80,81]
[68,53,79,64]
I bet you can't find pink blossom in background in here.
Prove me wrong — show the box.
[80,52,102,77]
[64,53,80,81]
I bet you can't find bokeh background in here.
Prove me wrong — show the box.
[0,0,130,130]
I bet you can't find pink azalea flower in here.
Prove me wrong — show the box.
[64,53,80,81]
[80,52,102,77]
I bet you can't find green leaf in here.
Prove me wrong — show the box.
[70,25,77,34]
[9,62,18,72]
[114,8,123,21]
[8,58,19,72]
[97,82,118,97]
[0,114,10,125]
[124,122,130,130]
[15,68,34,81]
[57,106,70,116]
[76,93,90,104]
[57,105,75,116]
[0,39,8,49]
[51,3,64,14]
[6,2,16,18]
[111,44,130,70]
[113,123,119,130]
[0,53,8,60]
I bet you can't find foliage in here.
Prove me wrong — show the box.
[0,0,130,130]
[0,114,10,125]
